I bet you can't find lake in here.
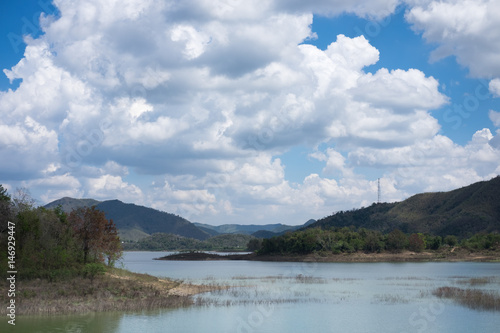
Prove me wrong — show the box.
[14,252,500,332]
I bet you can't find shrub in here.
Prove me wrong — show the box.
[84,263,106,285]
[444,235,458,247]
[386,229,408,253]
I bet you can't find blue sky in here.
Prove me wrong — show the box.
[1,0,499,225]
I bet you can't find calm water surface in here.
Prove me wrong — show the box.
[13,252,500,333]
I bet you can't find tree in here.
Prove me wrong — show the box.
[102,219,122,266]
[84,263,106,285]
[69,206,121,264]
[408,233,425,252]
[0,185,12,233]
[444,235,458,247]
[386,229,408,253]
[11,187,36,215]
[247,238,262,252]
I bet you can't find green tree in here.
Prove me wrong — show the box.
[84,263,106,285]
[247,238,263,252]
[444,235,458,247]
[0,185,12,231]
[386,229,408,253]
[425,235,442,250]
[361,230,384,253]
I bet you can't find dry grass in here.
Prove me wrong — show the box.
[4,268,221,316]
[433,286,500,311]
[372,294,409,304]
[455,277,497,286]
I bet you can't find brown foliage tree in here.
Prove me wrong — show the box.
[103,218,122,266]
[408,233,425,252]
[69,206,121,264]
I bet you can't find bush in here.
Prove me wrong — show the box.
[444,235,458,247]
[84,263,106,284]
[386,229,408,253]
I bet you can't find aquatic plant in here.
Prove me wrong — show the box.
[433,287,500,311]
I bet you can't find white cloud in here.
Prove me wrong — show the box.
[273,0,400,19]
[349,128,500,193]
[171,25,211,60]
[87,175,143,202]
[0,116,59,179]
[351,68,448,112]
[490,110,500,127]
[405,0,500,78]
[490,78,500,97]
[1,0,498,225]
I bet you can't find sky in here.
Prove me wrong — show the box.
[0,0,499,226]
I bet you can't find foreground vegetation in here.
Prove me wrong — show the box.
[0,186,122,281]
[3,267,193,315]
[0,186,207,316]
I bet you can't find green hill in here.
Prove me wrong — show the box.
[44,198,211,241]
[194,219,316,236]
[44,197,101,212]
[308,176,500,238]
[95,200,211,241]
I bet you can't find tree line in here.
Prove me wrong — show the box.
[256,226,500,255]
[124,232,255,251]
[0,186,122,280]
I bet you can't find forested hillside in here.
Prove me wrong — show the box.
[308,176,500,238]
[123,233,255,251]
[45,198,211,241]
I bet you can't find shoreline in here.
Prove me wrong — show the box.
[8,268,223,316]
[157,248,500,263]
[10,250,498,316]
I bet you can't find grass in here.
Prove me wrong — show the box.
[372,294,409,304]
[455,277,498,286]
[433,286,500,311]
[4,267,207,316]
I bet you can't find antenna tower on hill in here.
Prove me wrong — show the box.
[377,178,381,204]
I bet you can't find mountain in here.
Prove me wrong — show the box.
[44,197,101,212]
[44,198,211,241]
[194,219,316,236]
[96,200,211,241]
[307,176,500,238]
[44,197,314,242]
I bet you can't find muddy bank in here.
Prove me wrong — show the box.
[156,249,499,263]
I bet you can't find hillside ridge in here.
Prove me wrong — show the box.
[307,176,500,238]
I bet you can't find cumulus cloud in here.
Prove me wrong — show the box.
[490,78,500,97]
[490,110,500,127]
[1,0,498,225]
[405,0,500,78]
[273,0,400,19]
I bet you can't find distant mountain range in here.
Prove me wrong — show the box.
[45,176,499,242]
[194,220,316,237]
[44,198,313,241]
[306,176,500,238]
